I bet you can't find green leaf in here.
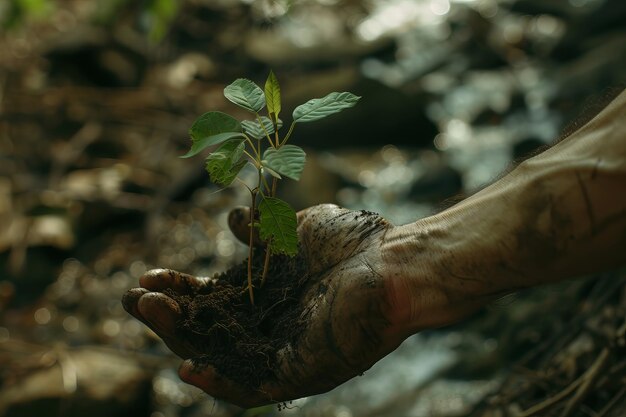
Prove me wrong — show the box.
[224,79,265,113]
[182,111,244,158]
[182,132,246,158]
[263,166,282,180]
[265,70,281,121]
[292,92,360,123]
[205,139,247,186]
[262,145,306,181]
[241,117,283,140]
[258,197,298,256]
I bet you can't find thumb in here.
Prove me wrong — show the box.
[227,207,264,247]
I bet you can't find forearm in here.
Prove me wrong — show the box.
[436,153,625,294]
[383,89,626,332]
[439,89,626,291]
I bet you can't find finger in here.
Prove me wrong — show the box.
[178,360,283,408]
[137,293,181,337]
[230,206,315,247]
[297,204,390,271]
[123,289,197,358]
[122,288,150,325]
[139,269,209,294]
[137,292,196,359]
[295,203,342,224]
[228,207,263,247]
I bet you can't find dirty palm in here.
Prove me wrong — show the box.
[123,73,407,406]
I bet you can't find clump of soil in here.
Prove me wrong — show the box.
[165,249,312,389]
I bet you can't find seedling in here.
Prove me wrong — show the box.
[182,71,359,304]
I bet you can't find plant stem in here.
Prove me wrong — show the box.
[261,174,272,195]
[280,121,296,146]
[244,135,261,160]
[247,167,265,305]
[260,243,271,288]
[243,150,255,161]
[261,177,279,287]
[256,113,275,147]
[247,192,256,305]
[235,177,253,193]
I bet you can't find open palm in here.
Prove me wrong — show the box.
[123,204,413,407]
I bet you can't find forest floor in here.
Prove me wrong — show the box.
[1,1,625,416]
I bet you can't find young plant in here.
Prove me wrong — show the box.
[182,71,360,304]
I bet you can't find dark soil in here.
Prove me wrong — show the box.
[165,249,312,389]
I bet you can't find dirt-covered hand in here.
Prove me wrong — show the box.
[123,204,468,407]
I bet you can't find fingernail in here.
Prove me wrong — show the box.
[178,359,204,383]
[139,269,169,288]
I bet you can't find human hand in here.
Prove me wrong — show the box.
[123,204,485,407]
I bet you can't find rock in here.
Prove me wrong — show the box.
[0,346,152,417]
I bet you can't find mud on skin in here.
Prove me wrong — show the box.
[123,204,408,406]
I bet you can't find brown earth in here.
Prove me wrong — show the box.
[164,249,312,389]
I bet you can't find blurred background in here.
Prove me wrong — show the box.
[0,0,625,416]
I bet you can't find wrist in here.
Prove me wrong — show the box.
[382,90,626,337]
[381,218,493,336]
[389,143,626,336]
[380,162,551,334]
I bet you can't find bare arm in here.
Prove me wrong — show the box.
[383,89,626,335]
[125,89,625,407]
